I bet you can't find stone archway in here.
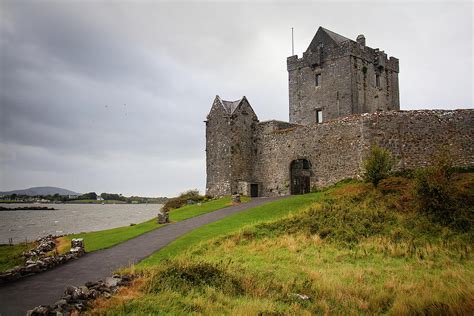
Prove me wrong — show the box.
[290,159,311,195]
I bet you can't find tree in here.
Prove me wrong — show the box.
[100,192,125,201]
[363,145,394,187]
[79,192,97,200]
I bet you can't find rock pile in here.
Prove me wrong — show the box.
[23,235,57,259]
[27,274,134,316]
[0,236,85,284]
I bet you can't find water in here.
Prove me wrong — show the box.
[0,203,162,244]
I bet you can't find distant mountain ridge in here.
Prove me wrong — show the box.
[0,186,81,196]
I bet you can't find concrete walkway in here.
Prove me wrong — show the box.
[0,197,283,315]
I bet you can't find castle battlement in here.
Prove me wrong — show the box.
[287,35,399,73]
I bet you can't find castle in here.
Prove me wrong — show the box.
[205,27,473,197]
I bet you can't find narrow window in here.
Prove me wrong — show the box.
[315,73,321,87]
[316,110,323,123]
[376,73,381,87]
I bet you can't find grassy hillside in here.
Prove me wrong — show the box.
[90,173,473,315]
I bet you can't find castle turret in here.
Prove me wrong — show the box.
[205,96,259,197]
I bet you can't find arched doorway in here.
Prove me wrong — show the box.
[290,159,311,195]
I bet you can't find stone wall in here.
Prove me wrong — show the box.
[362,110,474,170]
[253,117,365,196]
[252,110,473,197]
[0,236,85,284]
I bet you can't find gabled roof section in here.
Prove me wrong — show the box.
[208,95,258,121]
[321,27,351,44]
[215,95,246,115]
[221,97,242,114]
[307,26,353,52]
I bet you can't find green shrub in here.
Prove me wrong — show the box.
[363,145,394,187]
[162,189,209,212]
[413,150,471,229]
[146,260,243,295]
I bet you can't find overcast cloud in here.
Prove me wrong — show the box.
[0,1,472,196]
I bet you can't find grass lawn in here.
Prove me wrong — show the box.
[0,243,34,273]
[89,174,474,315]
[138,192,326,267]
[59,196,249,253]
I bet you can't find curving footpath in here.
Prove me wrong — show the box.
[0,197,283,316]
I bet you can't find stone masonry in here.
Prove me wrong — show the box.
[205,27,473,197]
[288,27,399,125]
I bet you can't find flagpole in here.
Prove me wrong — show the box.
[291,27,294,56]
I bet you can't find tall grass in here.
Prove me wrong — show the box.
[0,242,34,272]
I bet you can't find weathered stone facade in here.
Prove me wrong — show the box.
[205,96,258,197]
[288,27,399,125]
[253,110,473,196]
[205,27,473,197]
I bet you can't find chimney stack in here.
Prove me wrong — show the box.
[356,34,366,47]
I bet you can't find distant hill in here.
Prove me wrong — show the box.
[0,186,81,196]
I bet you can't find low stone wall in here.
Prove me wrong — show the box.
[0,236,85,284]
[27,274,134,316]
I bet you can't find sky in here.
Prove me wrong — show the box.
[0,1,472,197]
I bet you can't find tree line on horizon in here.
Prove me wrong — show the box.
[0,191,168,204]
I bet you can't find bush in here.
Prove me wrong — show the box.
[363,145,394,187]
[413,151,455,226]
[147,260,243,295]
[162,189,207,212]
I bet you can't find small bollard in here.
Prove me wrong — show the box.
[231,193,241,204]
[71,238,85,254]
[157,208,169,224]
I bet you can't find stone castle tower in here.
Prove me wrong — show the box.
[288,27,400,125]
[205,27,473,197]
[205,96,258,197]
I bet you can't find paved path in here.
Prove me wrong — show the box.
[0,197,283,316]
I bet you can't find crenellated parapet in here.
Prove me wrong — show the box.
[287,37,399,73]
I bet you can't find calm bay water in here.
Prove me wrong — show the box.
[0,203,162,244]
